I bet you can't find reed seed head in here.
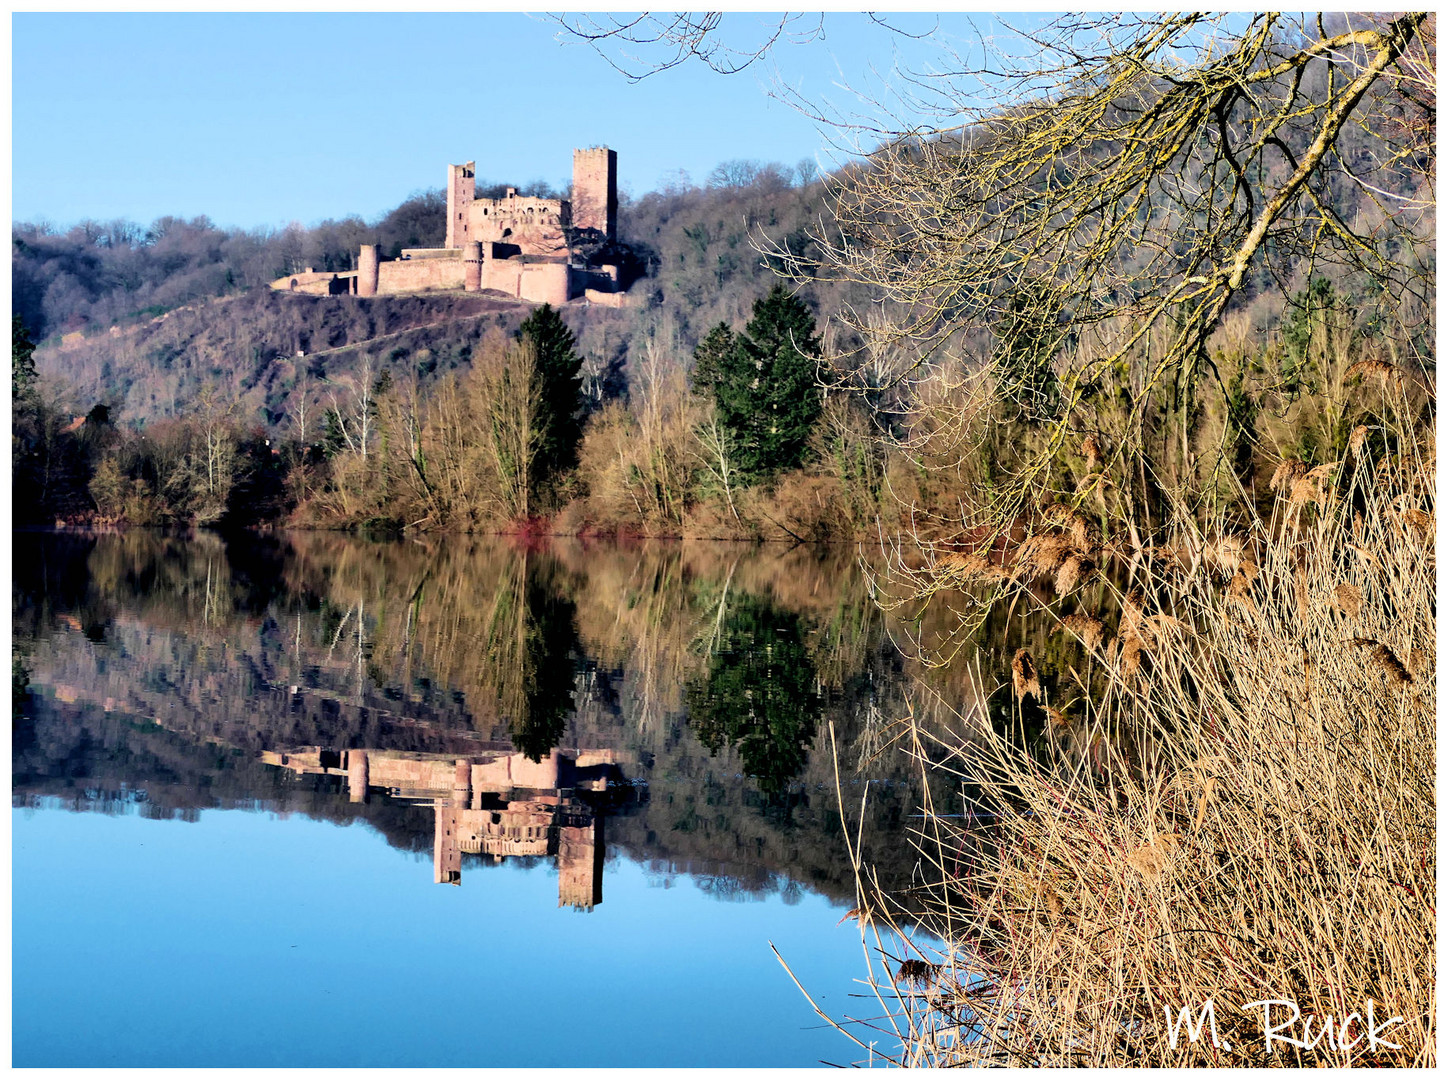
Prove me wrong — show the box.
[1060,614,1106,651]
[1011,648,1041,701]
[1226,572,1255,610]
[1349,425,1370,457]
[1118,635,1144,677]
[1345,357,1404,387]
[1055,553,1092,596]
[1333,582,1363,619]
[1270,458,1308,493]
[1371,643,1413,686]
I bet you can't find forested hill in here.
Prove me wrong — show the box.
[16,163,846,430]
[15,23,1429,475]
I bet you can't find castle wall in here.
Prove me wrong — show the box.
[520,261,571,306]
[276,747,569,799]
[480,257,522,298]
[376,256,465,294]
[506,747,563,791]
[360,754,457,795]
[466,192,569,257]
[583,288,632,308]
[271,272,355,296]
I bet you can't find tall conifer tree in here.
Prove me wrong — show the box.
[518,304,583,499]
[696,286,823,482]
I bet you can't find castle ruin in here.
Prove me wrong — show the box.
[262,745,620,910]
[272,147,628,308]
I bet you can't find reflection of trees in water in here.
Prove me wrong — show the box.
[365,543,581,762]
[13,653,36,759]
[14,530,293,648]
[285,535,584,759]
[687,595,821,795]
[508,568,578,761]
[13,531,1013,903]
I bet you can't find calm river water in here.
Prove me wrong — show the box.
[11,530,1032,1067]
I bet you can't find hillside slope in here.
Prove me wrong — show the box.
[27,170,843,431]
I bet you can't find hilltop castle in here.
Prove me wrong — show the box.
[273,147,629,308]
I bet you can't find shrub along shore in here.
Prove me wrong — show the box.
[835,423,1435,1066]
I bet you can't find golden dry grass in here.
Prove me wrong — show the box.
[842,441,1435,1066]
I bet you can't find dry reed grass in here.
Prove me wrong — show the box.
[838,442,1435,1066]
[1058,613,1107,651]
[1010,648,1040,702]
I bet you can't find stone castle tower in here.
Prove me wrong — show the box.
[444,149,615,250]
[445,162,477,250]
[571,147,617,240]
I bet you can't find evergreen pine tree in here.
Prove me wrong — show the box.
[690,322,737,399]
[686,595,820,794]
[708,286,823,481]
[517,304,583,498]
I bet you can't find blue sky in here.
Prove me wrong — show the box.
[12,12,1009,232]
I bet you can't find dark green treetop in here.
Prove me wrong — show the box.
[686,593,821,795]
[691,322,736,400]
[518,303,584,498]
[693,286,823,482]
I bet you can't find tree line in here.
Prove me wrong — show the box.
[15,261,1425,546]
[13,287,848,538]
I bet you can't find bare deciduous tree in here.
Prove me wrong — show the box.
[694,411,744,526]
[422,337,543,526]
[326,353,376,463]
[559,12,1433,536]
[551,12,825,82]
[776,13,1433,529]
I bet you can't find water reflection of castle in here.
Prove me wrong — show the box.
[261,747,624,910]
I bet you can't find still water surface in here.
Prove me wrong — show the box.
[13,531,1005,1067]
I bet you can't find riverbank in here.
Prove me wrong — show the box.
[860,443,1436,1066]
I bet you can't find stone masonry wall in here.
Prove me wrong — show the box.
[376,257,466,294]
[466,192,569,256]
